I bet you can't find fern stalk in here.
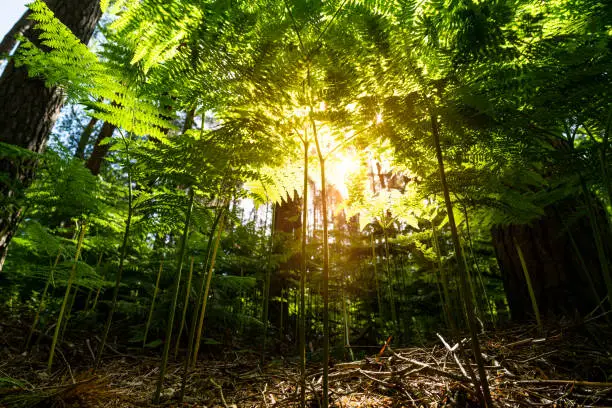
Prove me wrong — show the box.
[513,237,542,331]
[190,208,226,369]
[261,204,276,363]
[179,212,224,405]
[83,254,103,313]
[47,222,87,372]
[342,275,354,361]
[432,223,453,329]
[95,166,133,370]
[174,256,195,358]
[299,138,308,408]
[154,188,194,404]
[462,211,495,324]
[187,206,225,370]
[430,111,492,407]
[311,96,330,408]
[371,233,383,319]
[83,289,92,313]
[143,260,163,347]
[461,243,482,322]
[382,227,398,331]
[279,288,284,341]
[60,285,79,341]
[25,249,62,351]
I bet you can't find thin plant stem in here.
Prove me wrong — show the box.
[430,109,493,407]
[261,205,276,363]
[190,209,226,369]
[513,237,542,332]
[143,260,164,347]
[371,233,383,319]
[25,249,62,351]
[48,223,87,372]
[153,188,194,404]
[95,137,134,370]
[299,137,308,408]
[174,256,195,358]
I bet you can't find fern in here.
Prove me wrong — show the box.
[16,0,177,142]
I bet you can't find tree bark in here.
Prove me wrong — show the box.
[85,121,117,175]
[0,1,60,56]
[0,9,33,56]
[491,196,610,320]
[0,0,102,270]
[75,116,99,159]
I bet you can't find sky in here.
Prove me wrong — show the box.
[0,0,29,39]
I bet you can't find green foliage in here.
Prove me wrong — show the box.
[16,0,176,141]
[1,0,610,394]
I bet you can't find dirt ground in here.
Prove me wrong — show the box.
[1,313,611,407]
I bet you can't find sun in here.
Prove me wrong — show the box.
[326,148,361,200]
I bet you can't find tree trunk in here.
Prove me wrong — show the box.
[0,0,102,269]
[75,116,99,159]
[0,10,33,56]
[491,196,610,320]
[86,121,117,175]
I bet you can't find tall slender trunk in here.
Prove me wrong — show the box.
[261,205,276,363]
[312,116,330,408]
[0,0,102,269]
[382,227,397,330]
[342,273,354,361]
[299,139,308,408]
[371,234,383,318]
[154,188,194,404]
[430,110,493,407]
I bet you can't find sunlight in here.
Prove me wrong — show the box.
[376,112,383,124]
[306,124,363,200]
[326,149,360,199]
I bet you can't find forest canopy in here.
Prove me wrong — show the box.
[0,0,611,407]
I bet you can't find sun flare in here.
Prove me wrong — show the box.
[325,149,361,200]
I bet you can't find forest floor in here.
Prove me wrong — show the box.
[1,312,612,407]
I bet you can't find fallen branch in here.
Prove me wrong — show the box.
[388,347,470,383]
[516,379,612,388]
